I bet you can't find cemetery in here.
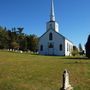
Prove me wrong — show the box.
[0,0,90,90]
[0,50,90,90]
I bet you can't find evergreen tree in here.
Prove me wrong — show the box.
[85,34,90,58]
[17,27,24,34]
[0,26,9,49]
[78,43,84,55]
[79,43,83,51]
[0,26,39,52]
[28,34,38,52]
[71,46,79,56]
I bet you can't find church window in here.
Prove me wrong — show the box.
[60,44,62,51]
[69,45,70,51]
[49,43,53,48]
[40,45,43,51]
[67,43,69,51]
[49,33,53,40]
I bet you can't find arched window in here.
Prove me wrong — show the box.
[49,33,53,40]
[60,44,62,51]
[40,45,43,51]
[67,43,69,51]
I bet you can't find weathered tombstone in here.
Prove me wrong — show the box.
[10,49,12,51]
[61,69,73,90]
[20,50,23,53]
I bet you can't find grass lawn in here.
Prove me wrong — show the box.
[0,51,90,90]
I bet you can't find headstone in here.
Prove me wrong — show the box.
[10,49,12,51]
[20,50,23,53]
[61,69,73,90]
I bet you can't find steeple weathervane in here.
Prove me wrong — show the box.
[50,0,55,21]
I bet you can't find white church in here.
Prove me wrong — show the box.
[38,0,73,56]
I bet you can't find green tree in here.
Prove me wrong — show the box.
[71,46,79,56]
[0,26,39,52]
[7,28,18,49]
[79,43,83,51]
[17,27,24,34]
[0,26,9,49]
[17,27,26,50]
[78,43,84,55]
[85,34,90,58]
[11,42,19,50]
[29,34,38,52]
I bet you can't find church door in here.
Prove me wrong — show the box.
[48,43,54,55]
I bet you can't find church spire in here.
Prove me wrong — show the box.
[46,0,59,32]
[50,0,55,21]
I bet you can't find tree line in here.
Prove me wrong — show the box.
[71,34,90,58]
[0,26,90,58]
[0,26,38,52]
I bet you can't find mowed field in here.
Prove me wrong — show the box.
[0,51,90,90]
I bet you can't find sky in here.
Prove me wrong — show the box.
[0,0,90,48]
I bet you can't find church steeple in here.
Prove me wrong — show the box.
[50,0,55,21]
[47,0,59,32]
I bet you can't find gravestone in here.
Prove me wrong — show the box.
[61,69,73,90]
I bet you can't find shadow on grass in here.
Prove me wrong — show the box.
[63,56,90,60]
[64,61,90,64]
[57,56,90,64]
[62,56,90,64]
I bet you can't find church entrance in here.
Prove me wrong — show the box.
[48,43,54,55]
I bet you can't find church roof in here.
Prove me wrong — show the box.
[39,30,73,44]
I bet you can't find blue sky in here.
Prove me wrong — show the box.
[0,0,90,48]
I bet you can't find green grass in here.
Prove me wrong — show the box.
[0,51,90,90]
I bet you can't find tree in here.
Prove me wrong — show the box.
[17,27,24,34]
[85,35,90,58]
[0,26,9,49]
[28,35,38,52]
[71,46,79,56]
[0,26,39,52]
[79,43,83,51]
[11,42,19,50]
[78,43,84,55]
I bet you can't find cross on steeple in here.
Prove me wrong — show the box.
[50,0,55,21]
